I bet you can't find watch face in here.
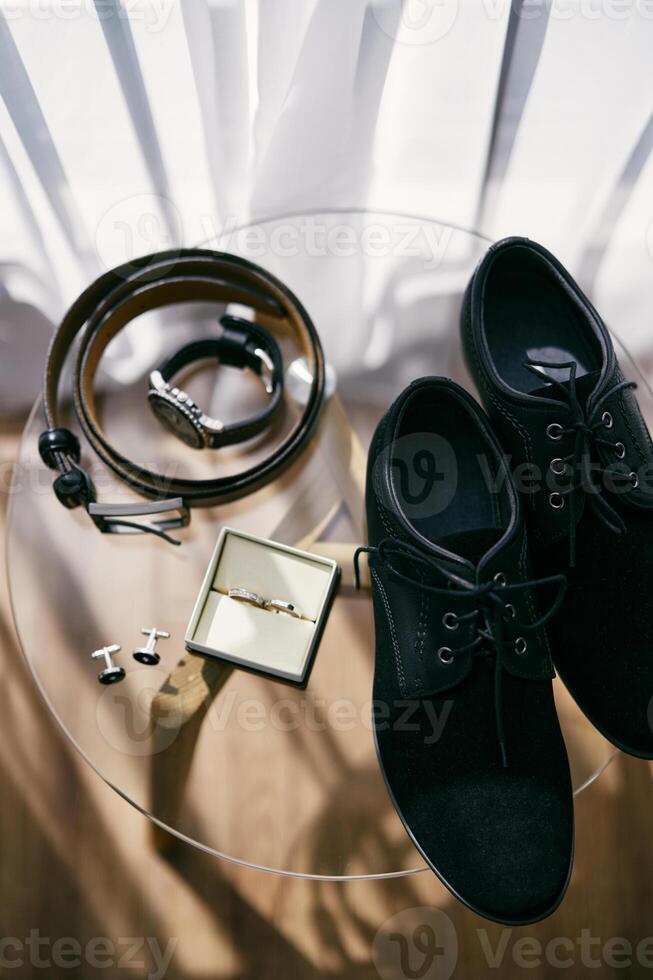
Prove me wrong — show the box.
[149,393,204,449]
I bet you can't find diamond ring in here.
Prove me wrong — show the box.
[228,588,266,608]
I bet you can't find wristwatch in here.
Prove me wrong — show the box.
[148,314,284,449]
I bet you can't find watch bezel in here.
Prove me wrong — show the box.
[147,389,207,449]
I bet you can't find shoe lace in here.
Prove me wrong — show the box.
[524,359,637,567]
[354,537,567,767]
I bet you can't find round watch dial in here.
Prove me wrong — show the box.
[148,393,205,449]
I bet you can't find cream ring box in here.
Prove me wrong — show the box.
[185,527,340,684]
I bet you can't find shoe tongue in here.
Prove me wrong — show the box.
[438,527,501,564]
[530,364,602,407]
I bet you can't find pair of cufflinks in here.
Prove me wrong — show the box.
[91,627,169,685]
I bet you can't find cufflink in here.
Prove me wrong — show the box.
[91,644,124,685]
[133,627,170,665]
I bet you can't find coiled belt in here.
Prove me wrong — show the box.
[38,248,325,543]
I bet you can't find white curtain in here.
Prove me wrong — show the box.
[1,0,652,412]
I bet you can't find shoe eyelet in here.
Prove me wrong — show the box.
[514,637,528,656]
[550,458,566,475]
[614,442,626,459]
[549,492,565,509]
[493,572,507,587]
[630,471,639,489]
[546,423,563,441]
[442,612,459,631]
[504,603,516,620]
[602,411,613,429]
[438,646,454,665]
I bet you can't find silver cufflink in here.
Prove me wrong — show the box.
[133,627,170,665]
[91,644,125,685]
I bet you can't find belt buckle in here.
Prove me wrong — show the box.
[88,496,190,541]
[254,348,275,395]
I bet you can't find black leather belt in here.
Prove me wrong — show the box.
[38,248,325,543]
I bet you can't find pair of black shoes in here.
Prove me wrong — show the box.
[361,237,653,925]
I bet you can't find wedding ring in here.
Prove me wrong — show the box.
[228,588,265,608]
[264,598,303,619]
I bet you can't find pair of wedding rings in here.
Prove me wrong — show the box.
[228,587,303,620]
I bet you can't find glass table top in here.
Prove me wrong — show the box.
[8,211,621,879]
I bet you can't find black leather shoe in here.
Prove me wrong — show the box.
[358,377,572,925]
[463,236,653,759]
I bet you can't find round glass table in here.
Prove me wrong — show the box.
[8,212,622,880]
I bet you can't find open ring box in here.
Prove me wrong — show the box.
[185,527,340,685]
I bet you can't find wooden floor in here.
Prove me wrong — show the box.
[2,418,653,980]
